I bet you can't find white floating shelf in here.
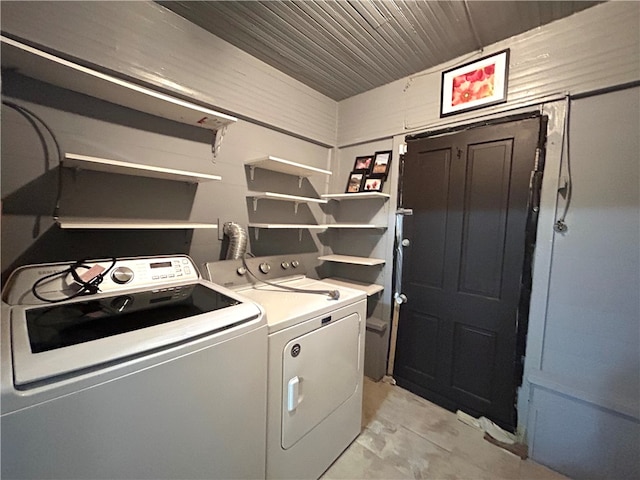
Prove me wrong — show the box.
[322,277,384,296]
[1,36,237,130]
[56,217,217,230]
[249,192,327,213]
[321,192,390,201]
[246,156,332,180]
[326,224,386,229]
[247,223,382,229]
[318,254,385,266]
[248,222,327,240]
[248,223,327,230]
[63,153,221,182]
[250,192,327,204]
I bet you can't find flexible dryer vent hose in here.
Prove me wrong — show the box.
[223,222,248,260]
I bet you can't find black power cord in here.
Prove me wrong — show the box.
[554,95,573,233]
[31,258,117,303]
[1,99,64,219]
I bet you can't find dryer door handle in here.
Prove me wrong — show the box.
[287,376,300,412]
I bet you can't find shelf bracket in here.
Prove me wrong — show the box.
[252,197,259,211]
[298,228,303,242]
[253,227,260,241]
[297,176,303,188]
[294,202,300,215]
[212,126,227,163]
[249,166,256,181]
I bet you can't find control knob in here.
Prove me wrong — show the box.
[111,266,134,285]
[110,295,133,312]
[259,262,271,274]
[291,260,300,268]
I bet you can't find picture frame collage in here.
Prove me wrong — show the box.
[345,150,392,193]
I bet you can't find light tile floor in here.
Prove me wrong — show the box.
[322,377,569,480]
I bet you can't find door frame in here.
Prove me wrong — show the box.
[392,112,548,427]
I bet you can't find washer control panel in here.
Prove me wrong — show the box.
[3,255,200,305]
[96,256,198,292]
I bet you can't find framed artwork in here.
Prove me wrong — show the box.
[372,150,392,177]
[440,49,510,117]
[353,155,374,172]
[345,171,365,193]
[362,175,385,192]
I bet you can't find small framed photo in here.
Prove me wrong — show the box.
[345,171,365,193]
[362,174,385,192]
[353,155,374,172]
[372,150,392,177]
[440,49,510,117]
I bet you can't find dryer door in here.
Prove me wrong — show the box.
[281,312,361,449]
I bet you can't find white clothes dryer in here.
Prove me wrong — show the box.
[205,255,366,480]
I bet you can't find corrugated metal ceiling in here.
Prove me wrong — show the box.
[158,1,601,101]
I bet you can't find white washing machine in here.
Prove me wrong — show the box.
[205,255,367,480]
[2,255,268,479]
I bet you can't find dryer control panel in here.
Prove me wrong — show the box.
[204,255,307,289]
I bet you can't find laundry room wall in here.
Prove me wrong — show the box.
[332,2,639,479]
[337,1,639,147]
[1,1,336,285]
[1,73,331,285]
[0,1,337,147]
[2,6,639,478]
[524,87,639,480]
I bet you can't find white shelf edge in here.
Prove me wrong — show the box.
[249,192,328,204]
[1,36,237,130]
[322,277,384,296]
[317,254,385,266]
[325,224,386,229]
[245,156,332,177]
[248,223,327,229]
[56,217,218,229]
[64,153,222,182]
[321,192,390,201]
[247,223,383,229]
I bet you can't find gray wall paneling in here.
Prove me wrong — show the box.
[2,3,639,478]
[1,73,331,283]
[333,3,639,477]
[524,88,640,479]
[337,2,640,147]
[0,1,338,147]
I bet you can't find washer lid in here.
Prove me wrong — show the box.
[236,278,365,333]
[10,280,263,387]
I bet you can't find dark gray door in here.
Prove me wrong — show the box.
[394,115,544,431]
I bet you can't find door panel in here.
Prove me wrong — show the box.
[395,116,543,431]
[281,312,360,449]
[452,323,496,403]
[459,140,513,298]
[400,311,440,382]
[407,148,451,290]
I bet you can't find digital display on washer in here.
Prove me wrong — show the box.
[150,261,172,269]
[25,284,241,353]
